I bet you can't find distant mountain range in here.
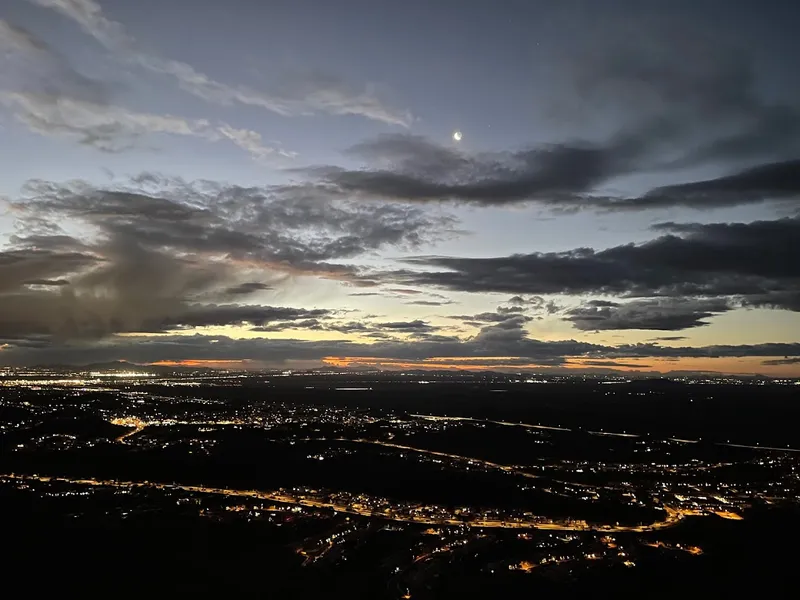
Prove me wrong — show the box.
[31,360,217,375]
[15,360,778,381]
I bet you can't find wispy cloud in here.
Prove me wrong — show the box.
[26,0,413,126]
[0,91,289,160]
[0,18,47,53]
[0,17,106,102]
[1,92,209,151]
[0,18,291,161]
[216,123,296,160]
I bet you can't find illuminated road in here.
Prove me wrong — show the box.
[318,437,543,479]
[302,437,617,492]
[721,442,800,453]
[107,413,800,453]
[410,413,800,452]
[587,430,640,439]
[109,417,147,444]
[1,473,687,533]
[410,414,571,432]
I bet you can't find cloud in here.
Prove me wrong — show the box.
[0,174,455,339]
[2,92,205,150]
[405,300,454,306]
[377,320,435,333]
[565,297,735,331]
[0,18,107,103]
[387,216,800,304]
[507,295,538,306]
[0,239,229,338]
[369,215,800,331]
[224,282,273,296]
[346,287,453,304]
[14,175,454,269]
[26,0,412,127]
[272,18,800,212]
[610,160,800,211]
[450,301,567,329]
[325,321,371,334]
[293,133,644,208]
[2,330,800,369]
[159,304,331,330]
[740,291,800,313]
[762,357,800,366]
[23,278,71,287]
[1,18,292,160]
[0,91,289,160]
[452,310,533,325]
[0,248,331,339]
[503,295,562,314]
[572,360,650,369]
[0,245,97,298]
[249,319,323,333]
[549,13,800,166]
[0,19,45,53]
[285,134,800,211]
[216,124,297,160]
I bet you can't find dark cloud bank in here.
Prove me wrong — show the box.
[385,216,800,331]
[0,175,454,341]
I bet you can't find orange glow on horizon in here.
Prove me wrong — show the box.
[323,355,800,377]
[322,356,559,371]
[124,355,800,376]
[149,359,250,369]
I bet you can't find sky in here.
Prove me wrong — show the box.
[1,0,799,375]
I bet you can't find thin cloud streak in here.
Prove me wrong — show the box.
[26,0,413,126]
[0,18,293,160]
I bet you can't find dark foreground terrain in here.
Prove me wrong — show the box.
[2,371,799,598]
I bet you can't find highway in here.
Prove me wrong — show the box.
[109,417,147,444]
[410,413,800,452]
[302,437,620,492]
[1,472,687,533]
[108,413,800,453]
[312,437,543,479]
[409,414,571,432]
[108,418,613,492]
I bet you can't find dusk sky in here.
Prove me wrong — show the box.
[1,0,799,375]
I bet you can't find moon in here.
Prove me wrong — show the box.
[452,130,462,142]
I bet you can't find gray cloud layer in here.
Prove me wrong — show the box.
[390,216,800,302]
[280,134,800,212]
[549,13,800,165]
[565,298,736,331]
[375,216,800,331]
[0,175,454,339]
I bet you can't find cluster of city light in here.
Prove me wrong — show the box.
[88,371,155,378]
[1,472,696,533]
